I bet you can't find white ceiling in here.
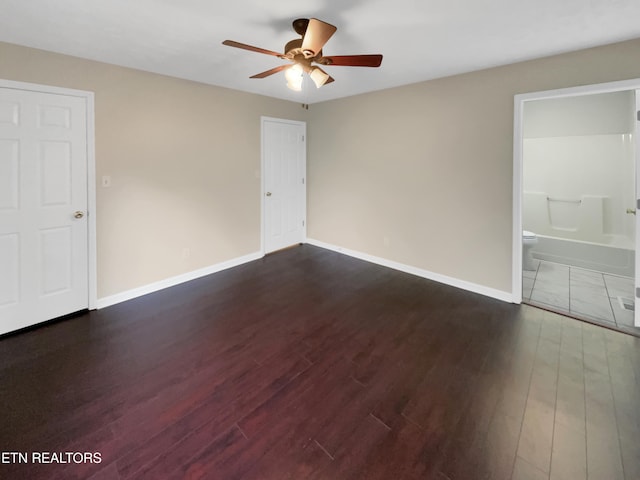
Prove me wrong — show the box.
[2,0,640,104]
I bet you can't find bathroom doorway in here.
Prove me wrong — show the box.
[513,80,640,335]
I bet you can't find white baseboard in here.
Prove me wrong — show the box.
[306,238,514,303]
[96,251,263,309]
[97,243,514,309]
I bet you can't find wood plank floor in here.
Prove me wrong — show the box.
[1,244,639,480]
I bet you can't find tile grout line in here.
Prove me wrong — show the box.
[525,261,540,302]
[541,262,632,332]
[531,261,540,300]
[602,272,620,329]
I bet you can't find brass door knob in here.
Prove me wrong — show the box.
[266,192,272,197]
[74,211,84,219]
[627,208,636,215]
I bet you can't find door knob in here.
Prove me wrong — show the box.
[627,208,636,215]
[74,211,84,219]
[266,192,272,197]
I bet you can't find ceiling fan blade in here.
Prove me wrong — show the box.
[250,64,292,79]
[222,40,283,57]
[301,18,337,58]
[321,54,383,67]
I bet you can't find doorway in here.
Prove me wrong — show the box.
[0,80,96,336]
[261,117,306,254]
[513,80,640,334]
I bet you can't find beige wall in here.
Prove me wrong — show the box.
[3,37,640,302]
[0,42,305,298]
[307,37,640,294]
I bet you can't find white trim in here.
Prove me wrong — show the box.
[0,79,98,311]
[260,116,307,255]
[301,122,307,242]
[513,77,640,304]
[512,96,524,304]
[306,238,514,303]
[96,251,263,309]
[635,89,640,327]
[515,78,640,103]
[0,79,94,98]
[86,90,97,310]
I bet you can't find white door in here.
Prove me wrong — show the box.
[0,87,89,335]
[262,118,306,253]
[635,89,640,327]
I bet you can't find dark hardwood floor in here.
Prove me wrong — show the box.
[1,244,639,479]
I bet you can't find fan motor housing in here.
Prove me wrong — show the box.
[284,38,323,64]
[284,39,302,56]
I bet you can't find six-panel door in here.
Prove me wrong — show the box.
[0,87,89,335]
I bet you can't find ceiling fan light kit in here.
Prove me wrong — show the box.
[222,17,383,91]
[309,67,330,88]
[285,64,303,91]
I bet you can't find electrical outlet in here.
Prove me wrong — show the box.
[182,248,190,259]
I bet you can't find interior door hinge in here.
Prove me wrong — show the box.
[637,110,640,121]
[302,178,305,184]
[302,220,305,227]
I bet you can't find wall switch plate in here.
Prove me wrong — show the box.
[102,175,111,187]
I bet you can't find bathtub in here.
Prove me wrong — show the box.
[532,234,635,277]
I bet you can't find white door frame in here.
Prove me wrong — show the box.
[1,78,97,310]
[260,116,307,255]
[513,77,640,305]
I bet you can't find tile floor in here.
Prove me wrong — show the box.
[523,260,640,335]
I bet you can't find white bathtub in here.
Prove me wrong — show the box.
[532,234,635,277]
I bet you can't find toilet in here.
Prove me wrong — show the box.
[522,230,538,271]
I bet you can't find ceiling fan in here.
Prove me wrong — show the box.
[222,18,383,91]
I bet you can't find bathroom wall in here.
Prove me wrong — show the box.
[523,91,636,246]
